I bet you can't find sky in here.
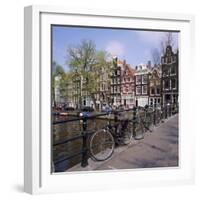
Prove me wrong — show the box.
[52,26,179,72]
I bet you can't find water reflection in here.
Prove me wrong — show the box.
[52,114,108,172]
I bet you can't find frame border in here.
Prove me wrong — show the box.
[24,5,195,194]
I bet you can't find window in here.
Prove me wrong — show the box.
[114,86,117,92]
[163,67,169,76]
[158,98,160,104]
[173,56,177,62]
[142,75,148,84]
[136,86,141,95]
[136,75,141,84]
[142,85,147,94]
[167,57,171,63]
[150,98,153,106]
[171,65,176,75]
[171,79,176,89]
[173,95,177,103]
[164,80,170,89]
[156,88,160,95]
[151,88,155,95]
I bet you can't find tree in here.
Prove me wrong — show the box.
[67,39,96,72]
[151,32,177,65]
[85,50,112,109]
[151,48,161,65]
[67,40,112,110]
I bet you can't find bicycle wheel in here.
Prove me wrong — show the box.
[134,121,145,140]
[120,121,133,145]
[144,111,154,132]
[155,110,161,125]
[89,129,115,161]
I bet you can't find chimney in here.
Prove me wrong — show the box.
[147,60,151,69]
[123,59,126,65]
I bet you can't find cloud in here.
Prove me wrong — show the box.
[136,31,165,46]
[105,41,125,57]
[136,31,178,48]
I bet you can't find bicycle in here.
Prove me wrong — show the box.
[133,106,153,140]
[88,110,133,162]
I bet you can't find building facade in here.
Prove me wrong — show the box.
[121,61,135,108]
[95,66,111,110]
[134,64,150,107]
[149,66,161,107]
[110,57,122,107]
[161,45,179,106]
[72,72,82,109]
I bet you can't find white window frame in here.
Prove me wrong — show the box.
[142,85,148,94]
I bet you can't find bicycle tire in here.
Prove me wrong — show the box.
[89,129,115,161]
[144,112,154,132]
[119,121,133,145]
[155,110,161,125]
[134,121,145,140]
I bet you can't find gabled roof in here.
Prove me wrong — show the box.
[122,64,135,77]
[149,67,161,79]
[117,59,124,65]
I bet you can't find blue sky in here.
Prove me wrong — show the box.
[52,26,179,72]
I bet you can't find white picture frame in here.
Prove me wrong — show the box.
[24,5,195,194]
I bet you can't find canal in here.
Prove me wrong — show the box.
[52,113,110,172]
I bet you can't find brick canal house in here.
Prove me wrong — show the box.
[72,71,82,109]
[149,65,162,108]
[110,57,122,107]
[134,64,150,107]
[161,45,179,106]
[121,61,135,108]
[95,66,111,110]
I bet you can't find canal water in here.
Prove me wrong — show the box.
[52,114,109,172]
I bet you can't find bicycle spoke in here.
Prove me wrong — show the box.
[90,129,115,161]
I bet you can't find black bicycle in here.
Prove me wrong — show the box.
[133,106,153,140]
[89,110,133,161]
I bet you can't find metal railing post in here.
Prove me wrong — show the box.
[132,106,137,138]
[165,104,167,119]
[153,104,156,126]
[114,111,118,135]
[81,115,89,167]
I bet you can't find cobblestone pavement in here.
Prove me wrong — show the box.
[68,114,178,172]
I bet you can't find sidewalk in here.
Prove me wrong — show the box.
[68,114,178,171]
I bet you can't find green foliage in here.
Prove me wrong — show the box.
[66,40,112,110]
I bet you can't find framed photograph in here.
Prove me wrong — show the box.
[24,5,195,194]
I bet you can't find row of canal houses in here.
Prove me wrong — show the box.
[55,45,178,110]
[110,45,178,109]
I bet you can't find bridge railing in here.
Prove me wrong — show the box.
[52,103,178,172]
